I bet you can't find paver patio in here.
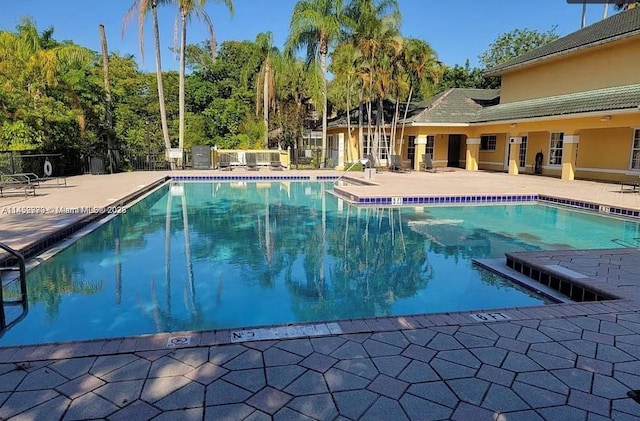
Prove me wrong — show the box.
[1,169,640,420]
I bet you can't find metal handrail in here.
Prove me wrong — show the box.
[0,242,27,330]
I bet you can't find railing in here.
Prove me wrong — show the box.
[0,242,28,332]
[214,149,290,169]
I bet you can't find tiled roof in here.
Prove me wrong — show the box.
[486,7,640,76]
[404,89,500,124]
[473,84,640,122]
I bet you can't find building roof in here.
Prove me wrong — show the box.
[326,84,639,129]
[485,7,640,76]
[405,89,500,124]
[472,83,640,123]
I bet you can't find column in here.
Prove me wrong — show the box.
[415,135,427,171]
[508,136,522,175]
[465,138,480,171]
[562,135,579,180]
[338,133,345,169]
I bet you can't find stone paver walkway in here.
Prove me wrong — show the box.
[1,300,640,420]
[2,170,640,420]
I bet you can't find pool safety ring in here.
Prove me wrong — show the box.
[43,158,53,177]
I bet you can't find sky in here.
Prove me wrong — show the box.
[0,0,625,73]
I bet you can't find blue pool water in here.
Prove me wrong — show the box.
[2,181,639,346]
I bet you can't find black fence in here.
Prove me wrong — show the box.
[0,151,74,177]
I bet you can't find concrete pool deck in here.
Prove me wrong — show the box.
[1,169,640,420]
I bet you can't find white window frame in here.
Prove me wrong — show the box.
[519,135,528,169]
[480,135,497,151]
[426,135,435,159]
[363,134,391,160]
[549,132,564,166]
[630,129,640,170]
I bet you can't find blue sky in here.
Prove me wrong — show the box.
[0,0,622,72]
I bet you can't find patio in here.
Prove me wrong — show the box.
[1,169,640,420]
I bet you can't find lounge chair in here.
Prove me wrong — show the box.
[270,153,284,171]
[0,173,37,197]
[246,153,259,171]
[218,154,232,171]
[420,154,437,173]
[389,155,405,173]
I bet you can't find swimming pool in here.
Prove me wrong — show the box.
[1,181,638,346]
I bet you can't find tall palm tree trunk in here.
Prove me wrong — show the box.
[358,88,364,159]
[178,12,187,165]
[263,61,269,147]
[345,78,351,163]
[320,49,328,169]
[398,84,413,156]
[99,24,114,173]
[152,3,172,161]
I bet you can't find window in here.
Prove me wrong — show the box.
[480,135,497,151]
[364,134,391,160]
[549,132,564,165]
[328,135,335,150]
[519,136,527,168]
[426,135,435,158]
[632,129,640,170]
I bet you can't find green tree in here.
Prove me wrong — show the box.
[478,27,559,70]
[176,0,234,155]
[123,0,173,159]
[254,32,278,146]
[398,38,442,152]
[286,0,345,168]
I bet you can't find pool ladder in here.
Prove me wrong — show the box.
[0,242,28,332]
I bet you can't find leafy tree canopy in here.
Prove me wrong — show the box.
[478,27,559,69]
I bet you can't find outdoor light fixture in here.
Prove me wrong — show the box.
[510,123,517,128]
[600,115,611,122]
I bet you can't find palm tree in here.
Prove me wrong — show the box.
[398,38,442,153]
[343,0,401,161]
[176,0,234,156]
[123,0,173,162]
[254,32,278,146]
[329,42,360,161]
[286,0,345,168]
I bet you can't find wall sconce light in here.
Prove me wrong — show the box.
[600,115,611,122]
[510,123,517,128]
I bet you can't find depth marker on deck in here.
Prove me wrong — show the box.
[230,323,343,343]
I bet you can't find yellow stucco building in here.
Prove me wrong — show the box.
[327,7,640,182]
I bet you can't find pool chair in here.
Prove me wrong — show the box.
[270,153,284,171]
[389,155,406,173]
[246,153,259,171]
[0,173,37,197]
[218,154,232,171]
[420,154,437,173]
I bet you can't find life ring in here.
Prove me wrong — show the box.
[43,158,53,177]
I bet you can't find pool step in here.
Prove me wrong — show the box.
[473,258,572,304]
[505,253,615,302]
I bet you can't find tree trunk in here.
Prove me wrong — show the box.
[263,60,269,147]
[178,11,187,166]
[320,48,328,169]
[152,3,172,165]
[358,88,364,159]
[581,1,587,28]
[399,85,413,157]
[99,24,114,173]
[345,78,351,164]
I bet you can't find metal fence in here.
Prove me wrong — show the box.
[0,151,68,177]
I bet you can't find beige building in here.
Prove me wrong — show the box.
[327,7,640,182]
